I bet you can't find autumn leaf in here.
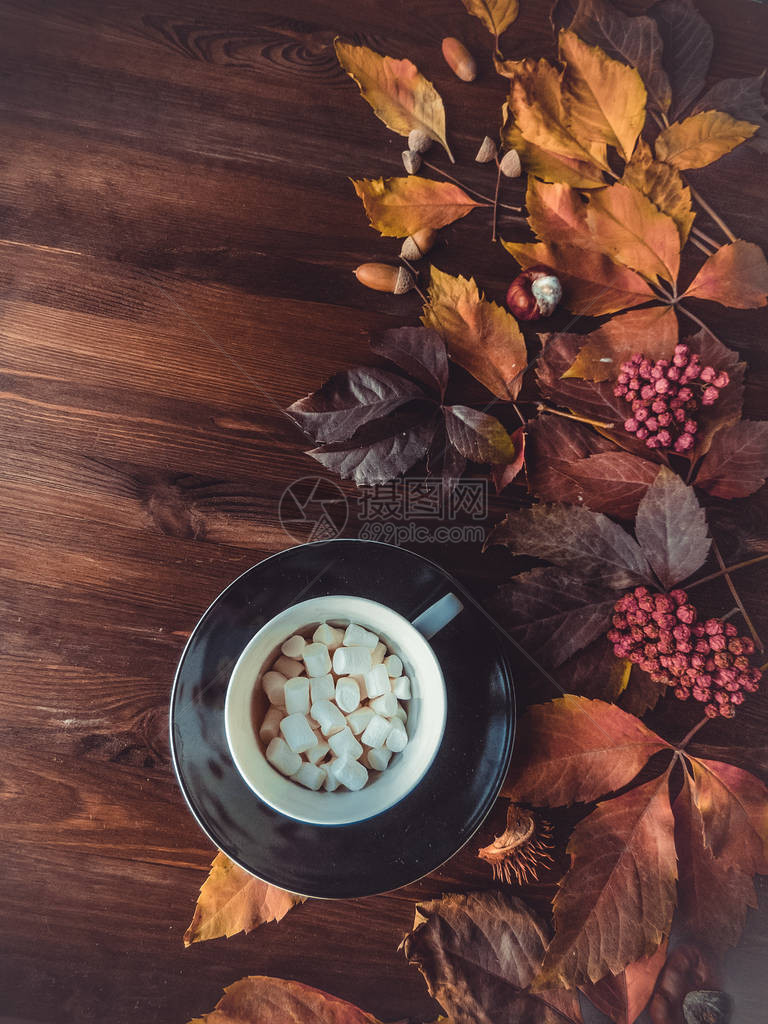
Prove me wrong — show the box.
[443,405,516,463]
[634,467,710,589]
[682,239,768,308]
[184,852,305,947]
[400,891,582,1024]
[621,139,695,244]
[352,176,481,237]
[685,328,746,459]
[651,0,713,120]
[490,566,618,668]
[694,420,768,499]
[422,266,528,400]
[334,40,453,160]
[580,940,668,1024]
[189,975,382,1024]
[619,665,667,717]
[491,425,525,493]
[559,29,647,160]
[655,110,758,170]
[428,426,467,496]
[562,306,678,382]
[525,178,596,251]
[504,696,670,806]
[370,326,448,398]
[461,0,519,36]
[585,182,681,285]
[486,504,653,590]
[502,116,607,188]
[537,773,677,988]
[554,639,632,703]
[502,239,656,316]
[693,72,768,153]
[309,415,437,486]
[686,755,768,871]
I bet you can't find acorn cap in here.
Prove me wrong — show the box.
[475,136,498,163]
[499,149,522,177]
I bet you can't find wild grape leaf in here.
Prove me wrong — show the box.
[563,305,678,382]
[371,326,448,398]
[684,329,745,458]
[189,975,382,1024]
[673,771,757,949]
[490,566,618,668]
[428,425,467,496]
[504,696,670,806]
[683,240,768,308]
[501,239,655,316]
[621,138,695,244]
[352,177,481,237]
[525,179,596,251]
[580,941,668,1024]
[537,774,677,988]
[694,420,768,499]
[309,415,438,485]
[184,853,305,947]
[335,41,453,159]
[422,267,528,400]
[486,504,652,590]
[288,367,425,443]
[655,111,758,170]
[443,406,516,464]
[559,29,647,160]
[564,452,661,519]
[650,0,713,120]
[501,116,607,188]
[634,467,710,589]
[492,425,526,493]
[461,0,519,36]
[619,665,667,717]
[585,183,681,285]
[559,0,672,114]
[688,756,768,874]
[693,72,768,153]
[400,891,582,1024]
[554,639,631,703]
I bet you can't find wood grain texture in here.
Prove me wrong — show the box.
[1,0,767,1021]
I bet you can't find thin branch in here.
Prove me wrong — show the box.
[399,255,429,304]
[713,540,765,652]
[687,553,768,591]
[677,716,709,751]
[491,160,503,242]
[676,304,727,346]
[537,402,614,430]
[690,185,737,243]
[690,235,717,257]
[692,224,721,250]
[422,159,523,213]
[511,401,527,427]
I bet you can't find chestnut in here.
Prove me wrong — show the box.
[506,265,562,321]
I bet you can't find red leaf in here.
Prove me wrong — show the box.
[634,467,711,589]
[309,416,437,485]
[189,974,382,1024]
[581,940,668,1024]
[687,756,768,875]
[563,306,678,382]
[619,665,668,717]
[683,240,768,308]
[443,405,517,463]
[651,0,713,120]
[504,696,671,807]
[371,326,448,397]
[686,329,746,458]
[491,425,526,493]
[554,639,632,703]
[694,420,768,498]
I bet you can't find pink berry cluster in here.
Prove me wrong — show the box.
[613,345,729,453]
[607,586,761,719]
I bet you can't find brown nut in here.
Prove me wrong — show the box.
[441,37,477,82]
[400,228,438,261]
[354,263,415,295]
[506,265,562,320]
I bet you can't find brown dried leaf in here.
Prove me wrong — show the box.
[655,110,758,170]
[694,420,768,499]
[525,178,596,251]
[504,696,670,807]
[309,415,438,486]
[683,239,768,308]
[684,328,746,459]
[563,305,678,382]
[184,852,305,947]
[619,665,667,717]
[621,139,695,244]
[580,940,668,1024]
[189,974,382,1024]
[555,639,632,703]
[650,0,713,120]
[491,425,526,493]
[352,176,481,238]
[461,0,519,36]
[501,119,606,189]
[371,326,449,398]
[693,72,768,153]
[634,467,711,589]
[687,756,768,875]
[443,405,516,463]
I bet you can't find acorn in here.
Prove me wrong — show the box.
[354,263,415,295]
[408,129,432,154]
[400,228,437,261]
[441,37,476,82]
[506,265,562,320]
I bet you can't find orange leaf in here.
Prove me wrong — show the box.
[559,29,647,161]
[563,305,678,381]
[537,774,677,988]
[581,940,668,1024]
[351,176,482,237]
[188,975,382,1024]
[501,239,655,316]
[461,0,518,36]
[654,109,758,170]
[184,852,305,946]
[586,182,680,285]
[525,178,596,250]
[504,696,670,807]
[683,239,768,308]
[334,40,453,160]
[621,139,695,244]
[502,115,607,188]
[421,266,527,400]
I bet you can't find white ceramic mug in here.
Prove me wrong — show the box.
[224,593,462,826]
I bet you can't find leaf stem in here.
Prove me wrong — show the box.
[690,186,737,243]
[687,553,768,591]
[536,402,614,430]
[398,254,429,304]
[422,159,523,213]
[677,716,709,751]
[692,225,721,251]
[690,235,716,257]
[713,539,765,652]
[491,159,503,242]
[676,304,727,347]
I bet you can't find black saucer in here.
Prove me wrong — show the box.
[170,540,515,898]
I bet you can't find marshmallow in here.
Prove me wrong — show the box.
[335,676,361,714]
[323,759,340,791]
[361,714,391,749]
[391,702,407,722]
[343,623,379,649]
[281,634,306,659]
[302,642,331,677]
[333,645,372,676]
[370,692,398,718]
[274,655,304,679]
[295,762,326,790]
[262,670,287,707]
[309,673,335,702]
[266,736,301,777]
[280,713,317,753]
[313,623,344,650]
[310,699,346,737]
[259,705,284,744]
[391,675,411,700]
[305,736,330,765]
[364,664,390,699]
[366,747,392,772]
[346,706,375,735]
[284,677,310,715]
[384,654,403,678]
[334,756,369,791]
[371,641,386,666]
[386,720,408,752]
[328,726,364,761]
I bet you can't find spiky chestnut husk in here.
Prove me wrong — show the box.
[477,802,554,885]
[506,265,562,321]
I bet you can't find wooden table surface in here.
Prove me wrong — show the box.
[2,1,768,1021]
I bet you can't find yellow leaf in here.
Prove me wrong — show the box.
[501,114,606,189]
[461,0,519,36]
[683,240,768,308]
[563,306,678,381]
[189,975,383,1024]
[334,40,453,161]
[351,176,482,238]
[501,239,655,316]
[622,139,695,244]
[615,658,632,696]
[525,178,598,252]
[422,266,527,400]
[655,109,758,170]
[586,182,681,285]
[559,30,647,161]
[502,57,610,171]
[184,851,305,946]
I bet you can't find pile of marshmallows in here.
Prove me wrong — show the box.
[259,623,411,793]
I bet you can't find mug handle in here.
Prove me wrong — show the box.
[411,592,464,640]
